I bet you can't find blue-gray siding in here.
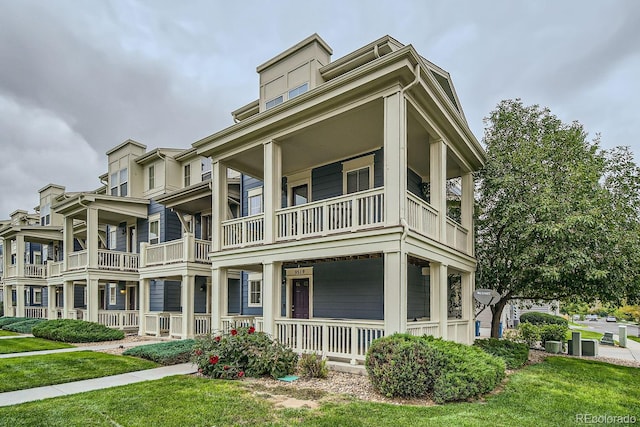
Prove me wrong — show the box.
[407,263,430,319]
[228,278,241,314]
[407,167,428,202]
[194,276,207,313]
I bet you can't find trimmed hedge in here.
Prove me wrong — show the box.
[32,319,124,342]
[474,338,529,369]
[519,312,567,326]
[365,334,505,403]
[0,317,33,328]
[123,340,196,365]
[3,318,47,334]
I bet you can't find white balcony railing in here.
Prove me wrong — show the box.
[447,319,471,344]
[221,214,264,248]
[170,313,183,338]
[276,188,384,241]
[406,320,440,337]
[194,239,210,262]
[66,250,138,272]
[406,193,438,239]
[67,250,88,270]
[47,261,64,277]
[142,235,211,267]
[143,312,171,337]
[98,310,139,330]
[220,315,260,334]
[275,318,385,363]
[6,265,16,278]
[445,218,469,253]
[24,264,46,278]
[24,307,47,318]
[195,314,211,336]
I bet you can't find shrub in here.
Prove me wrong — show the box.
[3,318,47,333]
[32,319,124,342]
[519,312,567,326]
[192,327,297,380]
[123,339,196,365]
[365,334,505,403]
[0,317,32,328]
[474,338,529,369]
[517,322,541,348]
[539,324,568,344]
[298,352,328,379]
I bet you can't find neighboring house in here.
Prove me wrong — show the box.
[1,34,485,363]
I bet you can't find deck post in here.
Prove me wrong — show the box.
[139,279,149,335]
[211,161,227,252]
[430,139,447,242]
[461,172,474,255]
[263,140,282,244]
[15,283,25,317]
[182,274,195,338]
[262,261,282,335]
[383,251,407,334]
[87,277,99,323]
[211,267,227,333]
[86,208,99,269]
[383,90,407,227]
[63,280,74,319]
[47,285,57,319]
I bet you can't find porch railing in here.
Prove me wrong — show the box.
[221,214,264,249]
[47,261,64,277]
[66,250,139,271]
[447,319,470,344]
[220,315,260,333]
[274,318,385,363]
[195,314,211,336]
[143,312,171,337]
[24,307,47,318]
[445,219,469,253]
[406,320,440,337]
[6,265,16,278]
[406,193,438,239]
[170,313,183,338]
[67,250,88,270]
[98,310,139,330]
[276,188,384,241]
[24,264,46,278]
[194,239,210,262]
[142,236,211,266]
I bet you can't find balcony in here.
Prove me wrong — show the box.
[66,249,139,272]
[2,264,47,279]
[141,234,211,267]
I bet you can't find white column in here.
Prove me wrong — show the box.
[63,216,74,271]
[461,172,474,255]
[384,251,407,334]
[15,284,25,317]
[430,139,447,241]
[211,267,227,332]
[263,141,282,244]
[1,237,8,277]
[47,285,57,319]
[16,235,25,277]
[2,284,10,317]
[181,274,195,338]
[211,161,228,252]
[87,277,99,322]
[139,279,149,336]
[461,272,474,344]
[430,262,448,339]
[86,208,99,269]
[63,281,74,318]
[383,91,407,226]
[262,261,282,335]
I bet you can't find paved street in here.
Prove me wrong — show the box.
[574,319,640,336]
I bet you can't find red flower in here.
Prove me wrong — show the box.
[209,355,219,365]
[223,365,229,370]
[195,349,203,356]
[214,336,221,342]
[238,371,245,378]
[231,329,238,336]
[248,327,256,334]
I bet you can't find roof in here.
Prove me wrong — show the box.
[256,33,333,73]
[105,139,147,155]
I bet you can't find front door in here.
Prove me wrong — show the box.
[127,286,137,310]
[291,278,310,319]
[98,287,106,310]
[128,226,137,253]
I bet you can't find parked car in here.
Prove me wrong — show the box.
[572,314,581,321]
[606,316,617,322]
[585,314,598,321]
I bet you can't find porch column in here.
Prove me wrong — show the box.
[86,208,99,269]
[211,161,227,252]
[63,281,74,318]
[383,91,407,226]
[47,285,57,319]
[63,216,74,271]
[430,139,447,242]
[2,284,10,317]
[138,279,149,336]
[181,274,195,338]
[211,267,227,332]
[461,172,474,255]
[15,284,25,317]
[16,235,25,277]
[87,277,99,323]
[1,237,8,276]
[430,262,448,339]
[461,272,474,344]
[263,140,282,244]
[262,261,282,335]
[383,251,407,334]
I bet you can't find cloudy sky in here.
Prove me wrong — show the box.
[0,0,638,218]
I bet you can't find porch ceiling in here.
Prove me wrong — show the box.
[156,181,212,214]
[0,226,62,243]
[54,194,149,223]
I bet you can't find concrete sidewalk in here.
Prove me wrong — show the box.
[0,363,197,407]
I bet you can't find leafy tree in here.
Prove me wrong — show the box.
[476,99,640,337]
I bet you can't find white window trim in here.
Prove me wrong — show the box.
[148,214,160,245]
[33,288,42,305]
[288,82,308,100]
[148,165,155,190]
[184,164,191,187]
[287,170,312,207]
[247,187,263,216]
[284,267,314,319]
[247,272,263,308]
[108,227,117,250]
[109,283,117,305]
[342,154,375,194]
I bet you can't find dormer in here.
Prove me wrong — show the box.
[257,33,332,113]
[106,139,147,199]
[38,184,65,227]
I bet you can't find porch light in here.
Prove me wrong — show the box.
[199,284,206,292]
[119,288,126,294]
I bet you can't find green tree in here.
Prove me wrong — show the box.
[476,99,640,337]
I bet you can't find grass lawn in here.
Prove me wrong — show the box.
[0,331,19,337]
[566,328,603,341]
[0,351,158,393]
[0,357,637,426]
[629,336,640,344]
[0,337,74,354]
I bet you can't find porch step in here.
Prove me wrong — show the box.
[327,361,367,376]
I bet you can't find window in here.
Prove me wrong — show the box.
[110,168,128,196]
[201,215,211,241]
[34,252,42,265]
[25,289,31,305]
[110,172,118,195]
[265,95,284,110]
[184,164,191,187]
[108,227,117,250]
[248,273,262,307]
[342,155,374,194]
[247,187,263,216]
[201,157,212,181]
[148,165,155,190]
[34,288,42,305]
[119,168,128,196]
[149,216,160,245]
[109,283,117,305]
[288,82,308,100]
[41,201,51,226]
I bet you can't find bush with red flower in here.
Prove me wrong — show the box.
[191,326,297,380]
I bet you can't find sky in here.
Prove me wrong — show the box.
[0,0,639,218]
